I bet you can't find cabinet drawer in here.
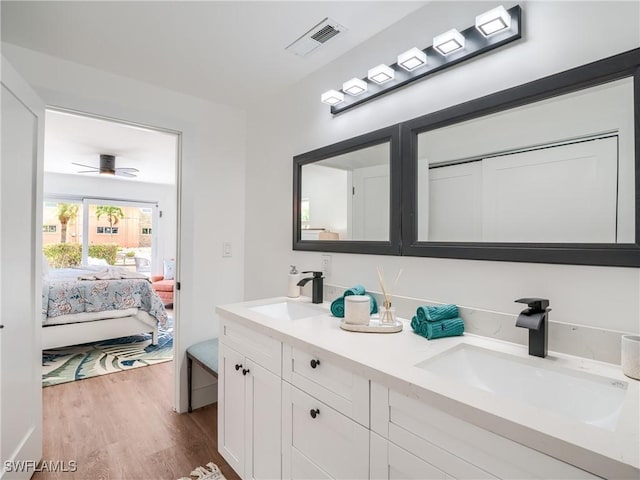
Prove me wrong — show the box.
[387,390,597,480]
[282,383,369,480]
[283,345,369,426]
[220,317,281,375]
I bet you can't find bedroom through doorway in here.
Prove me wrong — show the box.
[40,108,179,389]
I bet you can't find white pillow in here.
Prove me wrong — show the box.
[163,259,176,280]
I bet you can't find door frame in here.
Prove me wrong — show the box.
[42,106,183,410]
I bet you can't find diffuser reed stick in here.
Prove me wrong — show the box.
[377,267,402,323]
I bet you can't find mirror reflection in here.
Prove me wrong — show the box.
[417,77,635,243]
[300,142,390,241]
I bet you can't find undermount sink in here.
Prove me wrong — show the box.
[249,301,326,321]
[415,344,628,431]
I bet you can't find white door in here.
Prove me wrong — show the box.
[482,137,618,243]
[218,343,245,477]
[352,164,390,241]
[1,58,44,478]
[244,359,281,480]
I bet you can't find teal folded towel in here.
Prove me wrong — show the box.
[426,318,465,339]
[416,304,459,322]
[330,297,345,317]
[343,285,366,297]
[330,286,378,318]
[411,315,464,340]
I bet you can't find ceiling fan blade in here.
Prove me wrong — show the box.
[115,171,137,178]
[115,167,140,173]
[72,162,99,170]
[76,170,99,174]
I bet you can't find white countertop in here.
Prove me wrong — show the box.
[216,296,640,479]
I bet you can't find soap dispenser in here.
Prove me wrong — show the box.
[287,265,300,298]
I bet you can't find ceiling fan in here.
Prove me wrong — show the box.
[72,154,139,178]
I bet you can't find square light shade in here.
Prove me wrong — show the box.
[368,64,395,84]
[476,5,511,37]
[397,47,427,71]
[321,89,344,105]
[433,29,465,56]
[343,78,368,96]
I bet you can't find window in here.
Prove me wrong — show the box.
[97,226,119,235]
[42,225,57,233]
[141,227,152,235]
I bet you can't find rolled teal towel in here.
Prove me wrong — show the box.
[416,304,459,322]
[410,315,420,331]
[411,316,430,337]
[343,285,366,297]
[330,297,345,317]
[426,317,465,340]
[330,291,377,317]
[369,294,379,315]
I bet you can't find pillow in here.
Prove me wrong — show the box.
[163,259,176,280]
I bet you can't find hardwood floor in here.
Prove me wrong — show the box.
[34,362,240,480]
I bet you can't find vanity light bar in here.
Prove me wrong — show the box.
[323,4,521,114]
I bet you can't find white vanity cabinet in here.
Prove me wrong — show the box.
[218,319,282,480]
[370,383,599,480]
[281,345,370,479]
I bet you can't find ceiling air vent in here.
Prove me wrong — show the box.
[286,17,347,57]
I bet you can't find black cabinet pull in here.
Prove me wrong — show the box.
[310,359,320,369]
[235,364,242,371]
[242,368,250,376]
[310,408,320,419]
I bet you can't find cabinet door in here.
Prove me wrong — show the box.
[282,382,369,480]
[388,442,447,480]
[245,359,281,480]
[218,344,246,477]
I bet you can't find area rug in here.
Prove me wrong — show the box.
[42,318,173,387]
[178,463,226,480]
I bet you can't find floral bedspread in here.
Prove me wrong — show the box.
[42,277,168,327]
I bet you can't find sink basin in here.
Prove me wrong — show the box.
[415,344,627,431]
[249,301,326,321]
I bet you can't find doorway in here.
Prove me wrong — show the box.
[41,107,181,400]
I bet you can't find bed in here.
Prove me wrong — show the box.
[41,266,169,350]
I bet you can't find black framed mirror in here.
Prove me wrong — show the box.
[402,48,640,266]
[293,125,402,255]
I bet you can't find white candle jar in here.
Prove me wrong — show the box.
[344,295,370,325]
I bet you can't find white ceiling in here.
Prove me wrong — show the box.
[1,1,427,108]
[44,110,178,184]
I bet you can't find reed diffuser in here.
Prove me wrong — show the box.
[376,267,402,324]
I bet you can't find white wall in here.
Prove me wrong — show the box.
[44,172,177,273]
[2,43,247,412]
[245,1,640,335]
[303,164,348,237]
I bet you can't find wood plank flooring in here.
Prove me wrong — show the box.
[34,361,240,480]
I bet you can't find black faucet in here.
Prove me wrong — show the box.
[515,298,551,358]
[297,271,324,304]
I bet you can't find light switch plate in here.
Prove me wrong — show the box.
[223,241,232,257]
[321,254,332,277]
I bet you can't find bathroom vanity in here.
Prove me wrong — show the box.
[216,297,639,480]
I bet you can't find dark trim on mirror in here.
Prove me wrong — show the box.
[293,125,402,255]
[402,48,640,266]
